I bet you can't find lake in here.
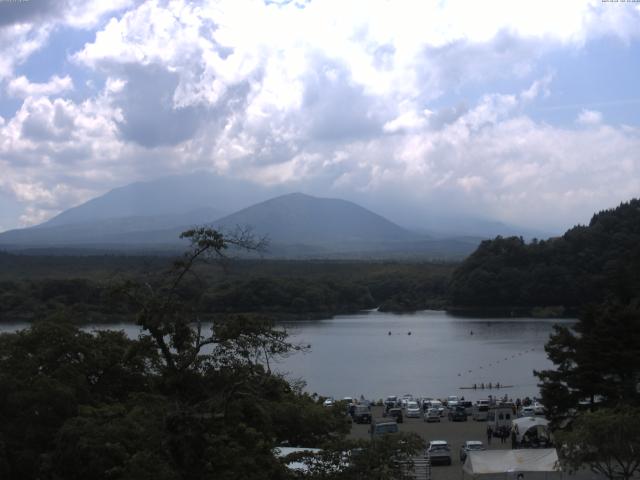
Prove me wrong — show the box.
[0,310,572,402]
[277,310,572,402]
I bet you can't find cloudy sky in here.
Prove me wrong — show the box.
[0,0,639,233]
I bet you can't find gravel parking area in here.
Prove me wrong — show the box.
[349,406,511,480]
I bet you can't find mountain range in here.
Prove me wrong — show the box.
[0,172,542,259]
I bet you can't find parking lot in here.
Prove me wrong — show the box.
[348,406,512,480]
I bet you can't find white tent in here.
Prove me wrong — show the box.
[463,449,561,480]
[512,417,552,447]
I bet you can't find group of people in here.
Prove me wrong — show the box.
[486,425,510,445]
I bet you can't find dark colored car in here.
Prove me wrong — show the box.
[384,407,403,423]
[448,406,468,422]
[353,405,372,424]
[370,419,399,439]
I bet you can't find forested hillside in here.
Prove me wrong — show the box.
[449,199,640,315]
[0,256,453,323]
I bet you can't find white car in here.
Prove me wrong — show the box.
[459,440,485,462]
[429,400,445,416]
[520,406,535,417]
[400,394,414,408]
[533,402,545,415]
[405,401,421,418]
[323,397,334,407]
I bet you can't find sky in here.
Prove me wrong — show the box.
[0,0,639,234]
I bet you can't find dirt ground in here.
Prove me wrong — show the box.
[348,406,608,480]
[349,406,518,480]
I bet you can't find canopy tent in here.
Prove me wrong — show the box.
[512,417,552,448]
[463,449,561,480]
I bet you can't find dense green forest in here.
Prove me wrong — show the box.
[0,254,453,323]
[449,199,640,316]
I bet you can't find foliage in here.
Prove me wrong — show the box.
[449,199,640,313]
[556,408,640,480]
[535,302,640,427]
[285,433,424,480]
[0,256,454,323]
[0,227,419,479]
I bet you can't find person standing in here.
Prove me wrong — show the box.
[487,425,493,445]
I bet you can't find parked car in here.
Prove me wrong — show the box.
[322,397,334,407]
[370,419,399,439]
[448,406,468,422]
[533,402,545,415]
[424,408,441,422]
[385,407,404,423]
[384,395,399,409]
[420,397,433,411]
[405,401,421,418]
[520,406,535,417]
[459,440,485,462]
[427,440,452,465]
[460,400,474,415]
[352,405,372,424]
[429,400,445,416]
[400,394,414,408]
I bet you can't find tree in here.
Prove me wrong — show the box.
[536,301,640,480]
[535,302,640,427]
[556,408,640,480]
[0,227,420,479]
[286,433,424,480]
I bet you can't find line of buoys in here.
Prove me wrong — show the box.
[456,347,538,377]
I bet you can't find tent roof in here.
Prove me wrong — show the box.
[463,449,560,476]
[512,417,549,430]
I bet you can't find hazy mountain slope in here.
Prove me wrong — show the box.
[0,186,484,259]
[41,171,279,228]
[213,193,422,245]
[0,208,221,246]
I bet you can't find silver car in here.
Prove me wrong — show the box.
[427,440,451,465]
[424,408,441,422]
[405,401,421,418]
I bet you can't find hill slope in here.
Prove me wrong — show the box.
[40,171,275,227]
[214,192,420,245]
[448,198,640,314]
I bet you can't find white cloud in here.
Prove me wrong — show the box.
[577,109,603,125]
[1,0,640,231]
[521,73,553,102]
[7,75,74,98]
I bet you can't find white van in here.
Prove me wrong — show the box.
[486,406,514,434]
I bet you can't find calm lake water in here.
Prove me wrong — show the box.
[277,310,573,402]
[0,310,572,402]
